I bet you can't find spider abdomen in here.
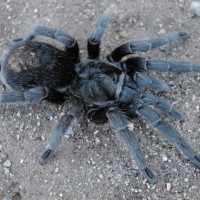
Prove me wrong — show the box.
[1,40,76,91]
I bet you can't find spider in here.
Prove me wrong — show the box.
[0,13,200,184]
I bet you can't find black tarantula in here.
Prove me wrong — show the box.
[0,13,200,184]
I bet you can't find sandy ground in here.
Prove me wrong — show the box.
[0,0,200,199]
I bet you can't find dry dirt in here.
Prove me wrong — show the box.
[0,0,200,199]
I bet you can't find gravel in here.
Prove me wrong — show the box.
[3,160,12,168]
[0,0,200,199]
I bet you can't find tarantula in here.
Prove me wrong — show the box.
[0,13,200,184]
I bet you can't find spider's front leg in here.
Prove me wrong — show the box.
[107,107,157,184]
[38,97,83,165]
[107,31,189,62]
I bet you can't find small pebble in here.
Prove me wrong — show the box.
[128,123,134,131]
[16,112,21,117]
[191,185,198,189]
[133,189,138,193]
[4,159,12,167]
[139,22,144,27]
[162,155,168,162]
[93,130,99,135]
[41,135,46,141]
[34,8,38,13]
[191,1,200,16]
[167,183,171,191]
[95,137,100,143]
[59,193,63,197]
[184,178,189,182]
[91,160,95,165]
[98,174,103,179]
[50,116,53,121]
[168,81,174,86]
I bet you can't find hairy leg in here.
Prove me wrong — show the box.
[137,105,200,168]
[88,12,116,59]
[107,31,189,62]
[0,86,47,103]
[107,107,157,184]
[120,57,200,74]
[140,93,183,121]
[134,72,169,92]
[38,97,82,164]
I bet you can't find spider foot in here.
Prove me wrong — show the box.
[137,105,200,169]
[107,107,158,184]
[191,155,200,168]
[177,138,200,168]
[38,147,55,165]
[142,167,158,184]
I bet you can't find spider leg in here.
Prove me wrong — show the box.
[120,57,200,73]
[88,12,116,59]
[116,74,181,120]
[137,105,200,168]
[107,107,157,184]
[140,93,183,121]
[0,91,26,103]
[38,98,82,165]
[107,31,189,62]
[38,112,74,165]
[0,86,47,103]
[25,25,79,63]
[134,72,170,92]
